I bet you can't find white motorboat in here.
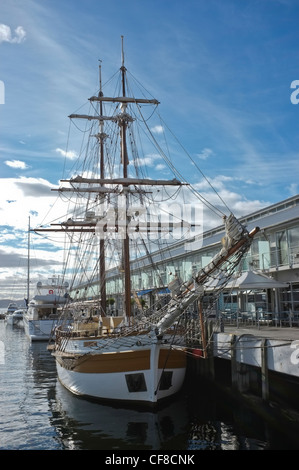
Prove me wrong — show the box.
[6,309,25,326]
[23,277,69,341]
[6,302,18,316]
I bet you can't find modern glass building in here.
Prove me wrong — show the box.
[71,195,299,321]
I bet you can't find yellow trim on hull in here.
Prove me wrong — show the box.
[54,347,186,374]
[55,349,151,373]
[158,348,186,369]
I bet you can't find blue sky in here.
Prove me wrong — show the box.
[0,0,298,300]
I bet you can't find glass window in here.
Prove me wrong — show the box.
[276,230,288,265]
[289,226,299,248]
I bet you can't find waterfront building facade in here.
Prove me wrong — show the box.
[71,195,299,321]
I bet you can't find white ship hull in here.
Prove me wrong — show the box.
[53,337,186,406]
[23,316,57,341]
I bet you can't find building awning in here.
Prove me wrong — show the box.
[137,287,170,296]
[137,289,153,296]
[225,270,288,290]
[155,287,170,295]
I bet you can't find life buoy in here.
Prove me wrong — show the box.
[49,289,54,294]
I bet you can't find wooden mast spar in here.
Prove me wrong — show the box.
[120,35,132,323]
[97,62,107,315]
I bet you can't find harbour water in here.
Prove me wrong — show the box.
[1,317,299,451]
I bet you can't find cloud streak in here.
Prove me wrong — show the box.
[5,160,29,169]
[0,24,26,44]
[55,148,78,160]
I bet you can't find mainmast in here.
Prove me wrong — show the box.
[27,216,30,306]
[97,62,107,315]
[119,35,132,322]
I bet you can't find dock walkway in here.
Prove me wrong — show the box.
[222,324,299,342]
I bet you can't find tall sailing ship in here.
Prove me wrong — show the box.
[35,38,259,406]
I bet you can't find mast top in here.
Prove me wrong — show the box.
[121,35,125,69]
[98,59,103,97]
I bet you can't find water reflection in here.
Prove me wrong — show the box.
[0,322,59,450]
[184,383,268,451]
[49,375,270,450]
[51,382,189,450]
[185,378,299,450]
[2,320,299,450]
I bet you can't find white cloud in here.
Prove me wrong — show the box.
[56,148,78,160]
[0,175,68,299]
[194,175,234,192]
[197,148,214,160]
[0,244,64,300]
[134,153,162,167]
[288,183,298,196]
[0,24,26,44]
[0,177,59,229]
[151,125,164,134]
[155,163,166,171]
[5,160,28,169]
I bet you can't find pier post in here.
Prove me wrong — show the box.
[207,320,215,380]
[231,335,238,390]
[261,338,269,401]
[230,334,252,393]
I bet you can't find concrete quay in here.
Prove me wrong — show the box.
[209,324,299,404]
[220,324,299,342]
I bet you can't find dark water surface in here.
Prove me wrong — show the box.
[1,319,299,451]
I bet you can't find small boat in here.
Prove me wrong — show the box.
[6,309,25,326]
[6,302,18,316]
[23,277,70,341]
[34,38,259,406]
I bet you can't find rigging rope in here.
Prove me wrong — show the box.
[158,113,232,215]
[135,104,226,219]
[126,68,232,218]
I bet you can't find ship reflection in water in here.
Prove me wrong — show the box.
[50,377,277,451]
[51,381,189,450]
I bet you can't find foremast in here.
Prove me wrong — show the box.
[97,63,107,315]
